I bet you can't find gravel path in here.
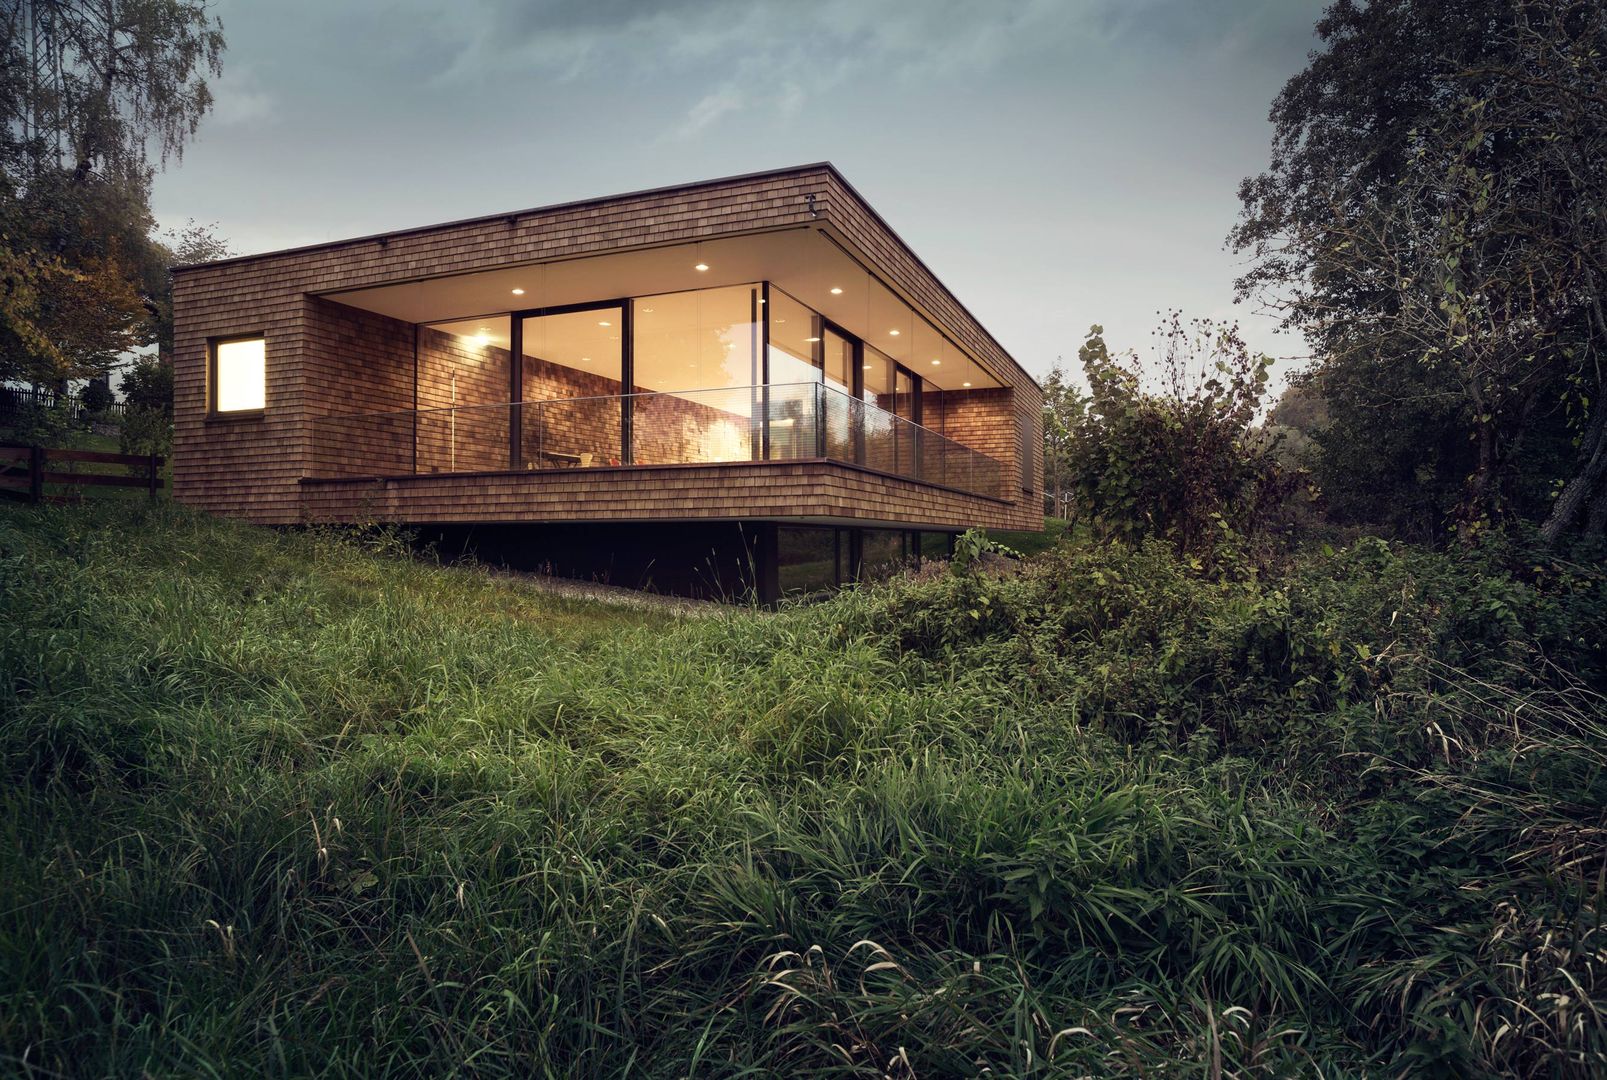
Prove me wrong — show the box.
[486,569,735,617]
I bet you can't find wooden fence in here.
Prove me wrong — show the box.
[0,443,164,504]
[0,386,126,422]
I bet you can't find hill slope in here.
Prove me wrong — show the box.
[1,503,1603,1076]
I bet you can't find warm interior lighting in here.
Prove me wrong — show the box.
[888,329,900,336]
[805,337,820,343]
[962,381,973,387]
[598,320,612,327]
[470,333,491,348]
[829,287,843,295]
[931,359,941,366]
[213,337,266,412]
[511,287,525,296]
[694,263,709,271]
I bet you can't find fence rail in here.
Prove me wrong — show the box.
[0,386,126,422]
[0,443,164,504]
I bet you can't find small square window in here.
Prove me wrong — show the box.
[212,337,265,413]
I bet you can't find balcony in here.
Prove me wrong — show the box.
[307,382,1005,499]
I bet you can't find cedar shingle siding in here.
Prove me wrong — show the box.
[172,164,1043,532]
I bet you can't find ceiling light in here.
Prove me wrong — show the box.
[598,320,612,327]
[581,357,592,363]
[889,329,900,336]
[863,363,872,369]
[511,287,525,296]
[931,359,941,366]
[805,337,820,343]
[962,381,972,387]
[694,263,709,271]
[830,287,843,295]
[642,307,654,313]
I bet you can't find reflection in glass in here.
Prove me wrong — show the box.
[521,306,623,469]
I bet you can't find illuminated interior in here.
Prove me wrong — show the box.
[213,337,266,412]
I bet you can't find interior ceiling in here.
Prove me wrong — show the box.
[323,229,1003,392]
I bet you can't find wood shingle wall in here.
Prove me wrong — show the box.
[173,164,1042,530]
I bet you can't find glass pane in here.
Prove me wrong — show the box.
[418,317,512,472]
[631,385,755,465]
[214,338,265,412]
[522,307,622,469]
[778,527,838,596]
[630,285,759,465]
[861,529,906,581]
[633,285,758,393]
[822,329,852,393]
[767,288,820,388]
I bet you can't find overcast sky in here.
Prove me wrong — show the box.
[151,0,1328,386]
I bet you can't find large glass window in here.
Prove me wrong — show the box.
[211,336,265,413]
[777,527,839,597]
[632,284,759,464]
[521,306,623,469]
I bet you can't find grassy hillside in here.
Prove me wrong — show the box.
[1,503,1604,1077]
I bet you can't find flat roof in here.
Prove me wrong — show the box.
[173,162,1035,389]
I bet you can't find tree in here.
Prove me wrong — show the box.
[0,0,224,386]
[1063,313,1293,563]
[1231,0,1607,541]
[1039,361,1087,521]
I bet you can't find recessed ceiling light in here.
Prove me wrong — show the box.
[962,381,972,387]
[931,359,941,366]
[830,287,843,295]
[511,287,525,296]
[642,307,654,313]
[805,337,820,343]
[581,357,592,363]
[694,263,709,271]
[889,329,900,336]
[863,363,872,369]
[598,320,612,327]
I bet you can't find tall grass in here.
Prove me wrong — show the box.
[0,501,1602,1076]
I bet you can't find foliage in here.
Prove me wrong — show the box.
[0,502,1602,1076]
[1061,313,1295,565]
[116,352,173,456]
[77,377,112,414]
[1039,363,1088,521]
[0,0,225,385]
[1232,0,1607,541]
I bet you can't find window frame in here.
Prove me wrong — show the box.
[207,333,268,418]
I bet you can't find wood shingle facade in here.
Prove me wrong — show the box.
[172,164,1042,598]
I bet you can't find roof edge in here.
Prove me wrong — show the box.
[170,162,839,274]
[172,160,1037,390]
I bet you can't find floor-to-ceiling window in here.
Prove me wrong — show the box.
[631,284,760,464]
[519,304,624,469]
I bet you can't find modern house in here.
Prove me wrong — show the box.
[171,164,1043,601]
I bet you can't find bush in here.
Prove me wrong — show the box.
[1064,313,1300,566]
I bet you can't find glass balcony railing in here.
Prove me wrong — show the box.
[306,382,1005,498]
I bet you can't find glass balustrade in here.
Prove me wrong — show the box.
[306,382,1006,498]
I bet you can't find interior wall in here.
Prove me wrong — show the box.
[416,326,512,473]
[303,297,416,478]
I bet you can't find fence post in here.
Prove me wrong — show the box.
[28,445,43,504]
[148,451,160,498]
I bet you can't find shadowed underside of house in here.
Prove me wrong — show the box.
[171,163,1043,600]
